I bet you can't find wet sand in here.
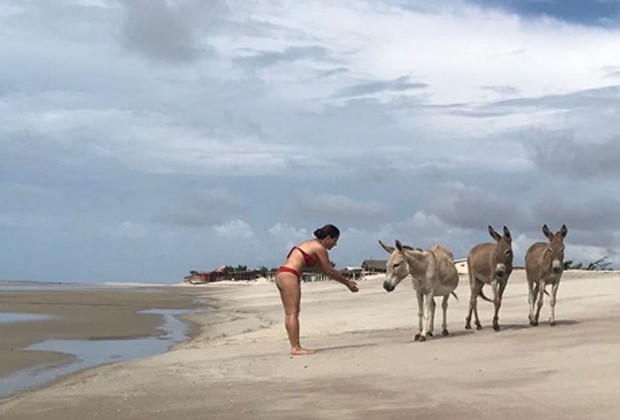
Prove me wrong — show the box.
[0,286,204,381]
[1,271,619,419]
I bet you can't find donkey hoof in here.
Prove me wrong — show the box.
[530,320,538,327]
[493,324,501,332]
[418,335,427,342]
[442,330,449,336]
[550,321,556,327]
[414,334,421,341]
[426,332,433,337]
[465,324,471,330]
[475,324,482,331]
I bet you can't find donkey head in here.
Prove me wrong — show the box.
[489,225,513,278]
[379,240,410,292]
[542,224,568,274]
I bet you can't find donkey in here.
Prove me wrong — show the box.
[525,224,568,327]
[380,240,459,341]
[465,225,513,332]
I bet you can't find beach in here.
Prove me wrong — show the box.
[1,271,619,419]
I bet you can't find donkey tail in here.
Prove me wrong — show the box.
[479,288,494,303]
[451,291,459,301]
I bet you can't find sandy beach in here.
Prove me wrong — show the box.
[1,271,619,419]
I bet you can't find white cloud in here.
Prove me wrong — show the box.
[213,219,255,239]
[105,221,148,240]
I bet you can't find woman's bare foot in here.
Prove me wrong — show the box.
[291,347,315,356]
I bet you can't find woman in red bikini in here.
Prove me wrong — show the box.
[275,224,359,356]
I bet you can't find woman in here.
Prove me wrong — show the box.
[275,224,359,356]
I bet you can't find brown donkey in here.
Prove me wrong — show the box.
[465,225,513,331]
[525,224,568,326]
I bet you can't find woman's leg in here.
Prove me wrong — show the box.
[275,273,315,355]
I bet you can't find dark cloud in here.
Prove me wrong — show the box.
[332,75,427,99]
[154,187,244,227]
[493,85,620,111]
[234,46,330,68]
[532,194,620,231]
[121,0,220,63]
[427,183,521,230]
[297,193,390,226]
[437,85,620,118]
[525,135,620,178]
[314,67,349,79]
[479,85,520,95]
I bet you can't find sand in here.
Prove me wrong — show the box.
[1,270,619,419]
[0,287,203,378]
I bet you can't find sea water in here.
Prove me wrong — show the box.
[0,308,193,399]
[0,313,52,323]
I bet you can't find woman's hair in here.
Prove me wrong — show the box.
[314,224,340,239]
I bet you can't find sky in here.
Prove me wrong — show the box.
[1,0,620,283]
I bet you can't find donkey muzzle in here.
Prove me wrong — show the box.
[495,263,506,277]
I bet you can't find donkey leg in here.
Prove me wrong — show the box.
[549,282,560,326]
[465,271,476,329]
[427,297,436,337]
[414,290,424,341]
[491,280,502,331]
[419,293,433,341]
[528,281,539,326]
[466,280,482,329]
[534,282,545,325]
[441,294,449,336]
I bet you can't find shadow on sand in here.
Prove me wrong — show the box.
[315,342,379,353]
[471,319,579,332]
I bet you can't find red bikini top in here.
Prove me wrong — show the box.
[287,246,317,268]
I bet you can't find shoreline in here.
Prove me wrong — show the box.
[0,285,207,400]
[1,271,619,419]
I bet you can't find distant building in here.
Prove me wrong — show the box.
[454,258,468,275]
[361,259,387,274]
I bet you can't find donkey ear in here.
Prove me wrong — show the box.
[488,225,501,242]
[378,240,395,254]
[395,240,403,252]
[542,224,552,240]
[559,224,568,238]
[503,226,512,242]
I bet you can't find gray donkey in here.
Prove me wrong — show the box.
[525,224,568,326]
[380,240,459,341]
[465,225,513,332]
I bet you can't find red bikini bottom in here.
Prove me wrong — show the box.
[276,266,301,280]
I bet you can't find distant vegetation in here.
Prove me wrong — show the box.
[564,257,612,271]
[222,265,277,274]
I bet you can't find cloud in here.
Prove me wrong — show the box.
[213,219,255,239]
[479,85,521,95]
[120,0,222,63]
[332,75,428,99]
[0,212,52,229]
[3,0,620,282]
[428,182,520,230]
[298,193,390,223]
[524,135,620,178]
[268,223,308,241]
[235,46,331,68]
[104,221,148,240]
[155,187,244,227]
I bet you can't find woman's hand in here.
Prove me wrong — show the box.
[347,279,359,293]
